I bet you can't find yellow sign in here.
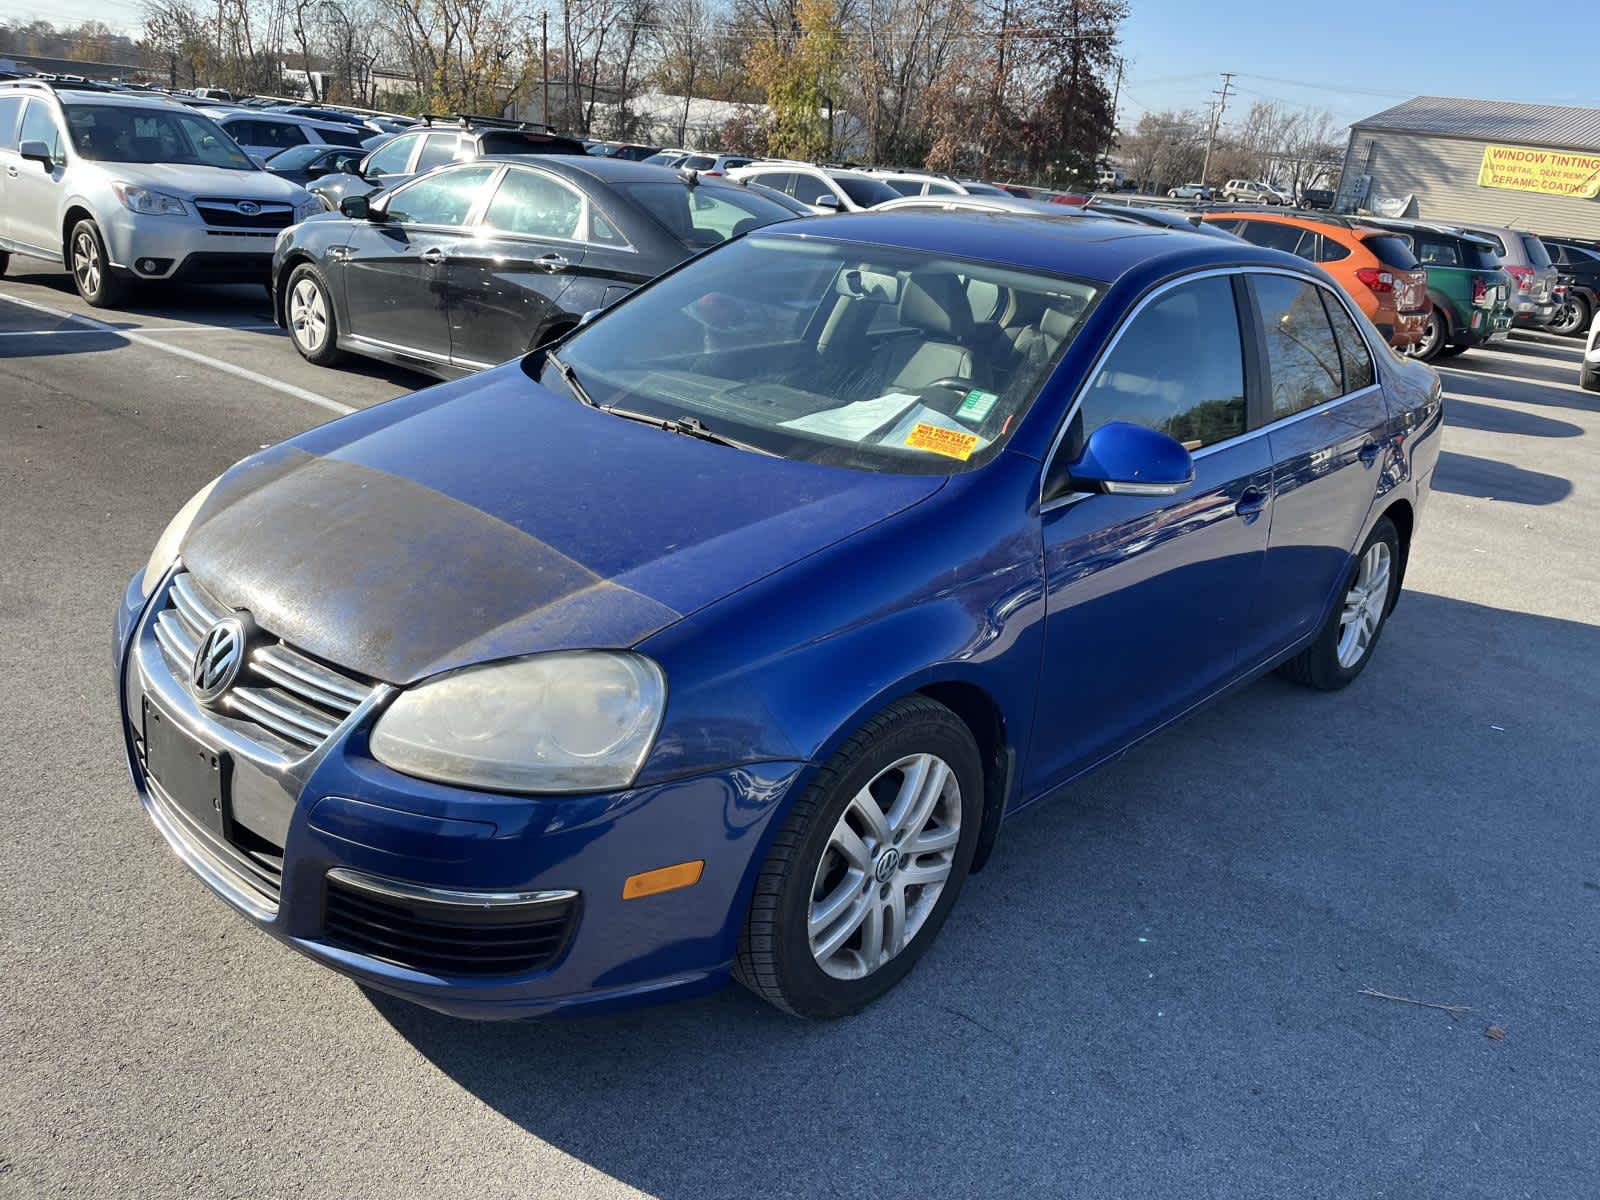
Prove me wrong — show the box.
[904,422,979,461]
[1477,144,1600,199]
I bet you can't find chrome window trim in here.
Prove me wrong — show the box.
[1038,265,1386,515]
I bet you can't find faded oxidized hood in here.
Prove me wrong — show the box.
[181,365,942,684]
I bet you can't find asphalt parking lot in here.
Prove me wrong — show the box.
[2,260,1597,1200]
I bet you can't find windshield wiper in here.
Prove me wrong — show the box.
[603,408,777,456]
[543,349,596,407]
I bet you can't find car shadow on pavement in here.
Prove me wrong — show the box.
[364,593,1600,1199]
[1440,369,1596,413]
[1443,397,1583,438]
[1432,450,1572,505]
[1442,353,1584,389]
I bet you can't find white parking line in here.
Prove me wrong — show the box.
[0,291,352,415]
[0,324,282,337]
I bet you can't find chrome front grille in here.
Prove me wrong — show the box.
[153,571,375,754]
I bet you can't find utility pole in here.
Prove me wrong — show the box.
[1102,56,1124,169]
[1200,70,1234,187]
[541,11,550,129]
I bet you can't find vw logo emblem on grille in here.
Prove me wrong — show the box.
[191,618,246,702]
[236,201,261,215]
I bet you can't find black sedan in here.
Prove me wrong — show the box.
[262,143,369,187]
[273,156,807,378]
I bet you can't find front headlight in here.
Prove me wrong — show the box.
[141,476,220,596]
[370,652,667,794]
[294,198,321,222]
[112,182,188,216]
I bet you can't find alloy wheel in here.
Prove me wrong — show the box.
[807,753,962,981]
[1551,300,1587,337]
[1337,541,1391,669]
[1406,313,1441,359]
[289,278,328,352]
[73,230,101,297]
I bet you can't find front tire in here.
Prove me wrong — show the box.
[1551,295,1591,338]
[1278,518,1400,691]
[284,264,345,366]
[735,696,983,1018]
[1581,360,1599,392]
[69,219,129,308]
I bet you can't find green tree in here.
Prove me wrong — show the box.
[745,0,844,160]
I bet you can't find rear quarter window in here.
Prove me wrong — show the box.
[1363,234,1419,271]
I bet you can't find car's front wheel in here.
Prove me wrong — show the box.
[1278,517,1400,690]
[284,264,344,366]
[1551,295,1591,337]
[735,696,983,1018]
[69,219,129,308]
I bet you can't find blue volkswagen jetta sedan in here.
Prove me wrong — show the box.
[113,212,1443,1020]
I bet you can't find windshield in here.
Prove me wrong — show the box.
[615,181,799,247]
[63,104,254,170]
[836,176,900,207]
[540,234,1102,474]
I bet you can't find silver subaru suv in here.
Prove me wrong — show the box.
[0,79,320,307]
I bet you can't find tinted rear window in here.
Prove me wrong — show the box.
[1519,235,1552,268]
[836,176,900,207]
[480,131,584,155]
[1363,234,1419,270]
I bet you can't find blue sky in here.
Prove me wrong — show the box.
[4,0,1598,135]
[1119,0,1600,130]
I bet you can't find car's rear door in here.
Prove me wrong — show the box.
[1249,271,1391,656]
[337,163,498,367]
[443,163,596,368]
[1027,272,1274,794]
[0,94,25,251]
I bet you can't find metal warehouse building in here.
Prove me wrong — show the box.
[1337,96,1600,238]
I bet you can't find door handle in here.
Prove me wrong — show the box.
[534,253,570,273]
[1235,487,1269,521]
[1358,441,1380,466]
[421,247,446,266]
[4,165,16,178]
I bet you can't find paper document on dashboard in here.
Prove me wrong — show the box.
[780,392,920,440]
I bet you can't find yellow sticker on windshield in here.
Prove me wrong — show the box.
[905,422,979,461]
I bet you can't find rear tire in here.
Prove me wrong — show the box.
[1582,361,1599,393]
[69,219,129,308]
[1277,518,1401,691]
[284,264,345,366]
[1405,310,1447,362]
[1552,295,1591,338]
[735,696,983,1018]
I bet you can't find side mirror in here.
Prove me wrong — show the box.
[19,139,54,170]
[339,193,374,220]
[814,193,843,211]
[1049,421,1195,500]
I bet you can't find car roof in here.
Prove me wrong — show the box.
[3,85,183,110]
[754,210,1302,284]
[480,153,693,183]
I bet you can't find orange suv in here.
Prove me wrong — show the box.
[1202,210,1430,348]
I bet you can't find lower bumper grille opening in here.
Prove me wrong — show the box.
[321,877,578,977]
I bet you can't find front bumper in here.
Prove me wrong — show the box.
[100,215,285,284]
[114,570,804,1019]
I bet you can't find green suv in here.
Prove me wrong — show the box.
[1367,219,1514,362]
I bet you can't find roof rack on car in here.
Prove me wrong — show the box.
[418,112,559,133]
[0,75,130,94]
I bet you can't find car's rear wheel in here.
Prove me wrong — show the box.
[1551,295,1591,337]
[285,264,344,365]
[1405,310,1447,362]
[69,219,129,308]
[735,696,983,1018]
[1278,517,1400,691]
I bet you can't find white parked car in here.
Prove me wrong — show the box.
[212,110,368,165]
[0,79,319,306]
[729,162,900,213]
[1582,305,1600,391]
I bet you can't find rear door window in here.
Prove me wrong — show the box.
[746,170,795,195]
[1253,274,1344,418]
[1073,275,1247,452]
[317,126,365,148]
[1320,293,1376,393]
[481,167,584,240]
[1363,234,1420,270]
[413,133,461,173]
[789,173,832,205]
[1236,220,1309,256]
